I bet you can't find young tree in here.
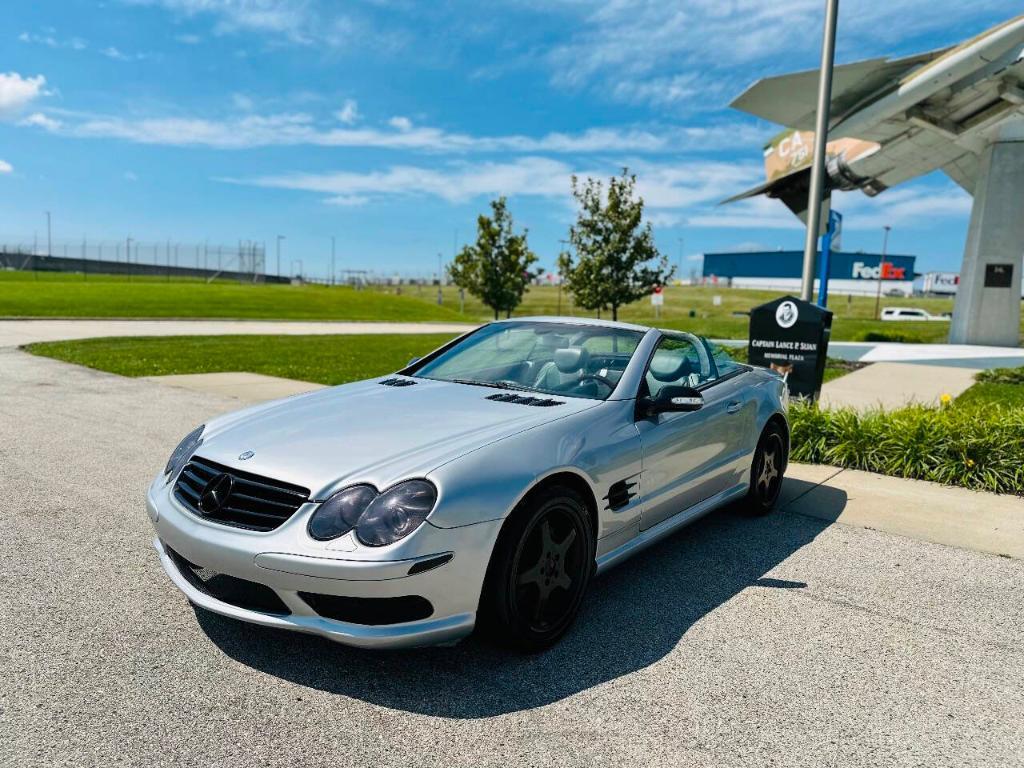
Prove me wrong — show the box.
[558,169,674,320]
[449,197,539,320]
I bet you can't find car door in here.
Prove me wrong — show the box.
[634,334,754,531]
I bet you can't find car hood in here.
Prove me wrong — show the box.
[196,377,598,497]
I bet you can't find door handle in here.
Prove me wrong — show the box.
[726,400,742,414]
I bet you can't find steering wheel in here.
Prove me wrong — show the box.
[577,373,616,391]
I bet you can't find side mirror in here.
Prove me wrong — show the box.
[643,385,703,416]
[406,357,421,368]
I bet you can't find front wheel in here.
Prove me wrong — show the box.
[746,421,787,515]
[479,485,594,652]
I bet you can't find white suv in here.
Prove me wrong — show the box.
[880,307,950,322]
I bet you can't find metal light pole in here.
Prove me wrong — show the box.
[677,236,684,285]
[45,211,52,257]
[437,253,444,305]
[331,236,336,286]
[800,0,840,302]
[276,235,285,277]
[874,225,891,320]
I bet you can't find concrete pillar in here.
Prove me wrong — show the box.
[949,139,1024,346]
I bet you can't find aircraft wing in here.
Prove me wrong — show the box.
[731,48,950,131]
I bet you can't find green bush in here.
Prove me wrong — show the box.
[975,366,1024,385]
[789,401,1024,495]
[855,330,910,343]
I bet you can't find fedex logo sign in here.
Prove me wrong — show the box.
[852,261,906,280]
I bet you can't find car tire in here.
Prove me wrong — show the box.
[478,484,594,652]
[745,421,787,515]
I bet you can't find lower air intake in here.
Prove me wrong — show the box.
[166,545,291,615]
[298,593,433,625]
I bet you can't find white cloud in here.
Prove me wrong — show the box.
[388,115,412,131]
[125,0,364,48]
[18,31,87,51]
[123,170,138,181]
[102,46,130,61]
[334,99,360,125]
[21,105,765,155]
[232,93,255,111]
[232,157,575,204]
[540,0,1015,108]
[0,73,47,117]
[0,160,13,174]
[226,157,770,215]
[175,33,202,44]
[20,112,62,130]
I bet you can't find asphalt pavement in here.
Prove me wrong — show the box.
[2,347,1023,767]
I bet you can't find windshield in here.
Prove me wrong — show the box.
[411,322,646,400]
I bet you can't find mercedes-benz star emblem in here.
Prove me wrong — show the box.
[199,473,234,515]
[238,450,255,461]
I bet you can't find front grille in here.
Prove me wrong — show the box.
[174,455,310,532]
[298,593,434,626]
[166,545,291,615]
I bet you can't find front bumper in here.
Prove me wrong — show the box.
[147,477,502,650]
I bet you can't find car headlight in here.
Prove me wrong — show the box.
[307,479,437,547]
[165,424,205,482]
[307,484,377,541]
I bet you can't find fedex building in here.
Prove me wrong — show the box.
[701,250,916,297]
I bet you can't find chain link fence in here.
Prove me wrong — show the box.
[0,237,276,283]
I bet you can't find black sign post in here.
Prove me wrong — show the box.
[748,296,833,401]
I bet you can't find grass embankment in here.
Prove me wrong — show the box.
[25,334,457,385]
[0,272,463,322]
[2,271,1000,343]
[956,366,1024,409]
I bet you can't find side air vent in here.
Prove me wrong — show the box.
[485,393,564,407]
[380,377,417,387]
[604,479,638,511]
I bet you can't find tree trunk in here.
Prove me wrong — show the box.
[493,307,499,320]
[612,304,618,321]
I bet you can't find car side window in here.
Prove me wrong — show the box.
[643,337,706,399]
[709,344,743,378]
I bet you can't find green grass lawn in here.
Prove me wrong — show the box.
[956,367,1024,409]
[0,272,464,322]
[400,283,971,343]
[25,334,458,385]
[0,270,991,342]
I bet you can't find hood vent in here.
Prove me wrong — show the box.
[380,377,417,387]
[486,393,564,407]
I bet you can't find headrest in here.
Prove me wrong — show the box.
[554,346,589,373]
[649,349,693,382]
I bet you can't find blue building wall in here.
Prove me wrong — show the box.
[702,251,916,281]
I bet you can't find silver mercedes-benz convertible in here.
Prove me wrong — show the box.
[147,317,788,651]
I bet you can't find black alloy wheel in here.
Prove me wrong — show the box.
[480,485,594,651]
[747,422,787,514]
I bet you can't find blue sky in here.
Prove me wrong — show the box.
[0,0,1018,279]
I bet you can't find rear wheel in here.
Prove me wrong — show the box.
[746,421,787,514]
[479,485,594,652]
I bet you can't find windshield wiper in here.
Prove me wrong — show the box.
[448,378,534,392]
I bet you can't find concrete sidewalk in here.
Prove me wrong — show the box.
[784,463,1024,559]
[0,318,474,347]
[819,361,980,410]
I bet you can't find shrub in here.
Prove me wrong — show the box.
[855,330,910,343]
[975,366,1024,385]
[788,401,1024,495]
